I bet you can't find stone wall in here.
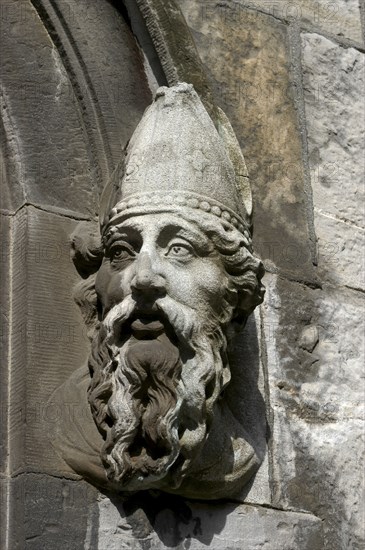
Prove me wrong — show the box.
[1,1,364,548]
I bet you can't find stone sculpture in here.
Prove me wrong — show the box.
[51,83,265,500]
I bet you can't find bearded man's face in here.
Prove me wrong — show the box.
[91,212,237,491]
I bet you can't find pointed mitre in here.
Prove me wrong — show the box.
[100,83,253,242]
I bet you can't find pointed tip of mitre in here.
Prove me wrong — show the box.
[154,82,195,102]
[101,82,253,234]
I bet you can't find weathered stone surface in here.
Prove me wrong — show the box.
[95,494,323,550]
[226,311,271,505]
[211,0,363,45]
[0,0,151,216]
[0,210,28,476]
[1,2,363,548]
[302,33,365,228]
[178,0,316,280]
[0,215,11,475]
[314,212,365,292]
[4,206,91,477]
[302,33,365,292]
[25,207,93,476]
[261,273,365,549]
[1,474,97,550]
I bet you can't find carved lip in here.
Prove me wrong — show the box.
[130,314,165,339]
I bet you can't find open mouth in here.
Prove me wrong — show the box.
[115,305,181,348]
[118,307,177,343]
[130,316,165,339]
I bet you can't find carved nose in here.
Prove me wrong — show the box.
[131,252,166,294]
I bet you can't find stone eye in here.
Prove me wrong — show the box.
[110,245,134,262]
[113,247,123,258]
[166,242,194,260]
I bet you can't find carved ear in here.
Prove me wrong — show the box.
[70,221,103,279]
[228,291,263,338]
[216,107,253,223]
[235,262,266,323]
[238,288,264,317]
[70,221,103,339]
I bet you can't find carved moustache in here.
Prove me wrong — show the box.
[102,294,202,349]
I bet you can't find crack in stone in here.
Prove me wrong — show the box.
[314,207,365,231]
[0,202,95,222]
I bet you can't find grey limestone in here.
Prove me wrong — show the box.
[95,495,323,550]
[314,212,365,291]
[261,273,365,548]
[302,34,364,229]
[1,0,364,549]
[302,32,365,292]
[0,0,151,216]
[209,0,364,46]
[0,214,11,475]
[1,474,98,550]
[2,206,91,478]
[0,209,28,477]
[178,0,317,281]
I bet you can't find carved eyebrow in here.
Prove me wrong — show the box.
[157,223,212,251]
[104,226,142,249]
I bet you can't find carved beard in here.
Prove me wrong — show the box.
[88,295,230,491]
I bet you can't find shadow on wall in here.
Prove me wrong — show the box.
[226,313,269,488]
[108,491,238,547]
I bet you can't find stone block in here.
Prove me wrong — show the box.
[95,494,323,549]
[0,210,28,476]
[261,273,365,548]
[314,210,365,292]
[301,32,365,292]
[24,207,93,476]
[178,0,316,280]
[0,479,10,549]
[0,215,11,475]
[0,0,151,216]
[202,0,364,45]
[3,206,92,477]
[1,474,97,550]
[302,33,365,228]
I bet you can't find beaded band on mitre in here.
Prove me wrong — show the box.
[102,191,252,248]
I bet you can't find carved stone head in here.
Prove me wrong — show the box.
[60,83,265,499]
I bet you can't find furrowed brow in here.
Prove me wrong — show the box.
[157,222,212,252]
[104,226,141,248]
